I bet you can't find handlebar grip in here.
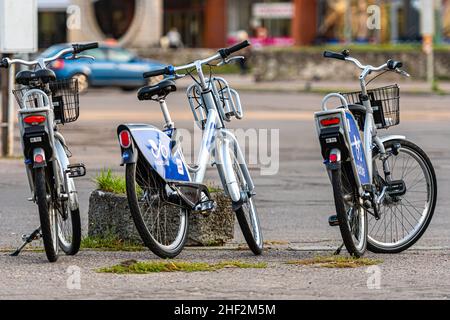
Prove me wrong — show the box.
[387,59,403,70]
[323,51,346,60]
[219,40,251,59]
[0,58,9,68]
[72,42,99,54]
[143,66,174,78]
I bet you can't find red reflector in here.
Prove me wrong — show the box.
[24,115,46,125]
[34,154,44,163]
[52,59,65,70]
[329,154,338,163]
[320,117,340,126]
[119,130,131,148]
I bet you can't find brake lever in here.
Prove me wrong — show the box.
[217,55,245,67]
[65,54,95,61]
[395,68,410,77]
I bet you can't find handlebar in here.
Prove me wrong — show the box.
[323,49,407,76]
[0,42,98,69]
[143,65,174,78]
[323,51,347,61]
[218,40,250,59]
[72,42,98,54]
[143,40,251,79]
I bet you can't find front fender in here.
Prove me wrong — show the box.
[378,135,407,144]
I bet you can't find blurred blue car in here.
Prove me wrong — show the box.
[40,43,165,93]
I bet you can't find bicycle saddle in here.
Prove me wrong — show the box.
[15,69,56,85]
[137,79,177,101]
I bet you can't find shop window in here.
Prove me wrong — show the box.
[443,0,450,41]
[38,11,67,49]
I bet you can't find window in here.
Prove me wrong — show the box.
[84,48,107,61]
[108,48,134,62]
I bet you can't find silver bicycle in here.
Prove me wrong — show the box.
[0,43,97,262]
[117,40,263,258]
[315,50,437,257]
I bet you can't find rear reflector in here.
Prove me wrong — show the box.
[329,154,338,163]
[320,117,340,126]
[119,130,132,148]
[24,115,46,125]
[34,154,45,164]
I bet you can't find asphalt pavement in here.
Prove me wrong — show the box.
[0,87,449,299]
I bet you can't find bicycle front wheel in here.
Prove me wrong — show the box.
[230,153,263,255]
[58,208,81,256]
[368,139,437,253]
[34,167,59,262]
[125,153,189,258]
[331,164,367,257]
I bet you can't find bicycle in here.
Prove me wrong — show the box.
[315,50,437,257]
[117,40,263,258]
[0,43,98,262]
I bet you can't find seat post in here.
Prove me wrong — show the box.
[159,98,174,129]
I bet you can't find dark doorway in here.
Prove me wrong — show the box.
[38,11,67,49]
[164,0,205,47]
[94,0,136,39]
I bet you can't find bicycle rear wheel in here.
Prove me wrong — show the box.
[125,153,189,258]
[331,164,367,257]
[34,167,59,262]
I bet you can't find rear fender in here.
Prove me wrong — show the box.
[117,124,191,182]
[117,124,138,165]
[32,147,47,168]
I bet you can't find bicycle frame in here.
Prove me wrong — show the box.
[316,57,402,198]
[178,60,254,202]
[17,89,78,210]
[120,54,255,205]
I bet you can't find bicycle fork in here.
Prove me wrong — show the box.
[215,129,255,207]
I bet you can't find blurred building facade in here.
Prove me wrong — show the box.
[37,0,450,49]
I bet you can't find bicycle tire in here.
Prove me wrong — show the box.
[35,167,59,262]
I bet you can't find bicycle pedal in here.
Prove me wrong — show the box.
[66,163,86,178]
[328,215,339,227]
[193,200,216,212]
[386,179,406,197]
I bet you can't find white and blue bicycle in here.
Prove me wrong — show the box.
[315,50,437,257]
[117,41,263,258]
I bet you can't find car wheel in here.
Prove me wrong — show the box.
[72,73,89,94]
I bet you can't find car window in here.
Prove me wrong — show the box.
[84,48,107,60]
[108,48,134,63]
[40,45,68,58]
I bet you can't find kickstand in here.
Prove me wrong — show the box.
[334,242,345,256]
[10,227,41,257]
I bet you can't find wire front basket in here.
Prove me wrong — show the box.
[12,78,80,124]
[187,77,243,129]
[341,84,400,129]
[49,78,80,124]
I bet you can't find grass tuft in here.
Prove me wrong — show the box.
[80,234,144,252]
[287,255,382,268]
[97,260,267,274]
[94,169,127,194]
